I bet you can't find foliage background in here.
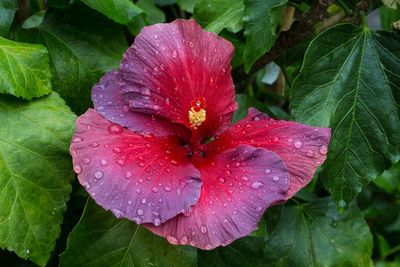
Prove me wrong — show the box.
[0,0,399,266]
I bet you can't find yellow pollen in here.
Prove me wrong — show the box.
[189,107,206,129]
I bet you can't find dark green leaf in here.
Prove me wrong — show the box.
[380,5,400,31]
[193,0,244,33]
[154,0,176,6]
[16,5,128,114]
[137,0,166,24]
[0,0,17,37]
[177,0,196,13]
[0,92,76,266]
[198,236,266,267]
[219,30,244,69]
[264,197,373,266]
[46,0,76,9]
[290,24,400,205]
[80,0,143,25]
[243,0,287,73]
[60,199,197,267]
[0,36,52,100]
[22,11,46,29]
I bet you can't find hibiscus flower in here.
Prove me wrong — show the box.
[70,19,330,250]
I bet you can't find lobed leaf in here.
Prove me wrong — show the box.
[290,24,400,206]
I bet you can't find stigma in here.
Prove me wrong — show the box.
[189,97,206,129]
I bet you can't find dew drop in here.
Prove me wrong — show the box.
[218,177,225,183]
[306,150,315,157]
[72,137,83,143]
[128,200,132,205]
[154,218,161,226]
[83,158,91,164]
[272,176,280,182]
[251,181,264,189]
[338,199,347,208]
[294,140,303,149]
[26,249,30,254]
[164,186,172,192]
[205,244,213,250]
[180,235,189,245]
[94,170,104,179]
[139,162,145,167]
[241,176,249,181]
[100,159,108,166]
[264,168,271,174]
[319,144,328,155]
[256,206,263,212]
[166,235,179,244]
[137,209,144,215]
[125,171,133,179]
[136,188,142,194]
[273,137,279,143]
[108,124,123,134]
[151,187,158,193]
[172,50,177,58]
[111,209,124,218]
[117,160,125,166]
[73,165,82,174]
[200,225,207,233]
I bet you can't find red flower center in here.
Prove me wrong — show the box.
[189,97,206,129]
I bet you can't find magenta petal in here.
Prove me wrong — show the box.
[92,70,189,138]
[145,145,289,249]
[207,108,331,198]
[119,19,237,139]
[70,109,202,224]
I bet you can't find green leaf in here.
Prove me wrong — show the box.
[80,0,143,25]
[137,0,165,24]
[264,197,373,266]
[243,0,287,73]
[198,236,266,267]
[193,0,244,33]
[60,199,197,267]
[0,92,76,266]
[22,11,46,29]
[290,24,400,206]
[0,0,17,37]
[46,0,76,9]
[16,5,128,114]
[177,0,196,13]
[0,36,52,100]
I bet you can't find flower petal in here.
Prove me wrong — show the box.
[207,108,331,198]
[145,145,289,249]
[70,109,202,224]
[119,19,237,139]
[92,70,189,138]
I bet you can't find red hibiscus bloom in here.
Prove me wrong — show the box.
[70,19,330,250]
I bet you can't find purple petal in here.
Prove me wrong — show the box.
[145,145,289,249]
[70,109,202,224]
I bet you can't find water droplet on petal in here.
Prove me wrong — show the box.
[167,235,179,244]
[125,171,133,179]
[319,144,328,155]
[83,158,91,164]
[108,124,123,134]
[72,137,83,143]
[153,218,161,226]
[264,168,271,174]
[294,140,303,148]
[200,225,207,233]
[117,160,125,166]
[241,176,249,181]
[111,209,124,218]
[273,137,279,142]
[100,159,108,166]
[218,177,225,183]
[272,176,280,182]
[256,206,263,212]
[205,244,213,250]
[180,235,189,245]
[251,181,264,189]
[164,186,171,192]
[172,50,177,58]
[137,209,144,215]
[151,186,159,193]
[73,165,82,174]
[306,150,315,157]
[94,170,103,179]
